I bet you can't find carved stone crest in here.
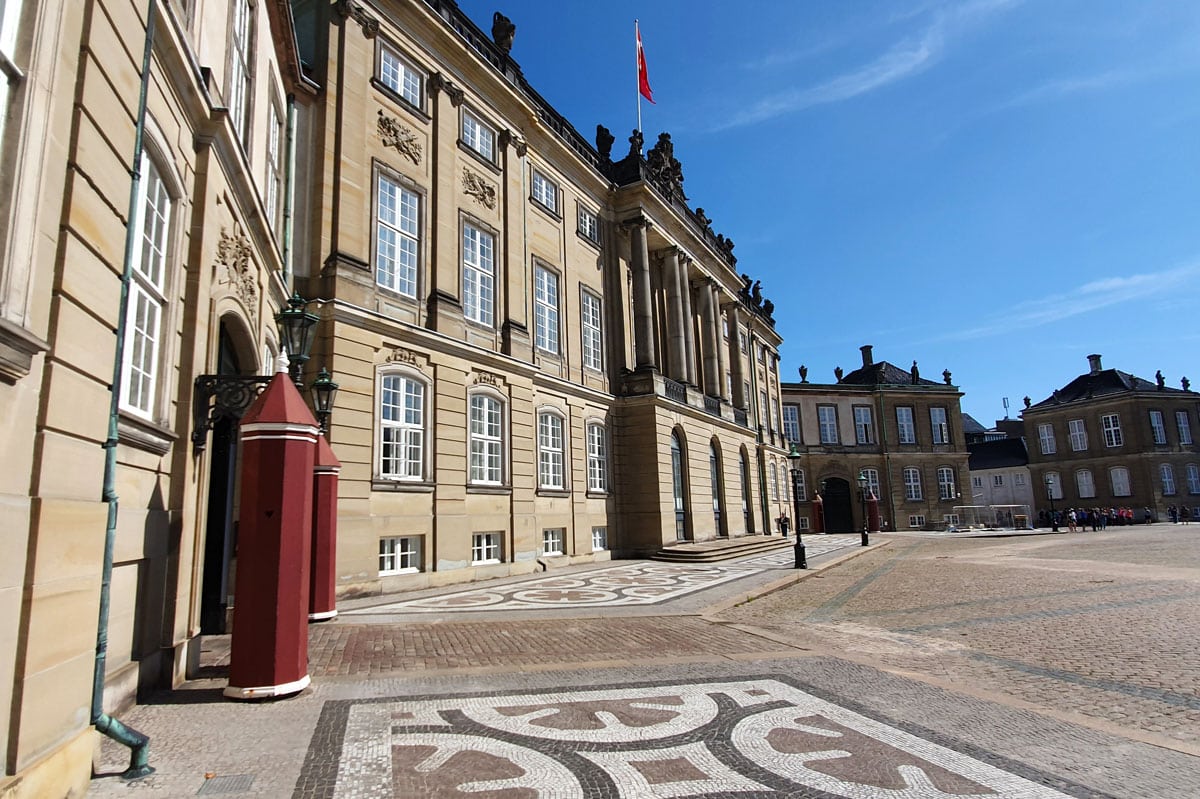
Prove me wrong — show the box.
[645,132,686,202]
[217,228,258,327]
[474,370,503,387]
[462,168,497,209]
[378,110,422,164]
[386,347,418,365]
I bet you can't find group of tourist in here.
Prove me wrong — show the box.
[1039,506,1158,530]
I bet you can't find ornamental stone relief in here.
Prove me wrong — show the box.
[377,110,422,165]
[216,228,258,328]
[462,168,497,210]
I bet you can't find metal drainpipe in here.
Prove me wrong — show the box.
[93,0,156,779]
[282,93,296,289]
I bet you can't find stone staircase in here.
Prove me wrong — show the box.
[651,534,793,563]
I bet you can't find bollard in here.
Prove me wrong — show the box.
[794,537,807,569]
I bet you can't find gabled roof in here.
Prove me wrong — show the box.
[840,360,941,387]
[961,413,987,436]
[968,438,1029,470]
[1029,368,1189,409]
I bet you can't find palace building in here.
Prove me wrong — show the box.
[0,1,786,793]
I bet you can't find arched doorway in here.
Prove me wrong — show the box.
[198,321,261,633]
[739,451,754,534]
[671,431,689,541]
[822,477,854,533]
[709,442,726,537]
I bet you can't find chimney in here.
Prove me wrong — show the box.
[860,344,874,368]
[1087,354,1102,374]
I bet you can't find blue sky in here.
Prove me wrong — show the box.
[455,0,1200,424]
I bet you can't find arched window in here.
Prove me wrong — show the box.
[778,464,789,503]
[537,410,565,489]
[862,468,879,499]
[1109,467,1130,497]
[469,391,504,484]
[1045,471,1063,499]
[1187,464,1200,495]
[586,422,607,492]
[768,463,778,501]
[937,467,956,501]
[903,467,922,501]
[671,431,688,540]
[1075,469,1095,499]
[1160,464,1177,496]
[379,372,426,480]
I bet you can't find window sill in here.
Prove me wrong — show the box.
[119,412,177,456]
[468,484,512,495]
[472,559,501,566]
[576,230,601,251]
[585,490,609,499]
[372,480,435,492]
[530,198,562,222]
[537,488,570,498]
[379,567,420,577]
[458,141,501,174]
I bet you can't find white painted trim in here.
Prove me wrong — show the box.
[223,673,310,700]
[242,421,320,435]
[308,609,337,621]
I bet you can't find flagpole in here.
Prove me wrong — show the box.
[635,19,642,142]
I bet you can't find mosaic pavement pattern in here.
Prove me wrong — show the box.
[347,536,860,615]
[296,676,1087,798]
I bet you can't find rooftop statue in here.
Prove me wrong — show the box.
[492,12,515,53]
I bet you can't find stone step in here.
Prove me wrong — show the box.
[651,534,794,563]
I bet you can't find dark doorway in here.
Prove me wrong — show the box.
[199,326,243,634]
[822,477,854,533]
[671,432,689,541]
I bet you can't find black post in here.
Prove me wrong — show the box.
[1046,477,1059,532]
[790,468,807,569]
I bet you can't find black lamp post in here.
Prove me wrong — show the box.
[275,293,319,388]
[786,443,807,569]
[311,367,339,436]
[857,469,870,547]
[1045,474,1059,532]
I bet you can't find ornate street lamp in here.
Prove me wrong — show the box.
[786,443,807,569]
[1045,474,1059,532]
[275,293,319,388]
[311,367,339,436]
[857,469,870,547]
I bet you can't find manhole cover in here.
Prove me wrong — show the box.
[197,774,254,795]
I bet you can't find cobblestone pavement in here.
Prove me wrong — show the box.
[89,526,1200,798]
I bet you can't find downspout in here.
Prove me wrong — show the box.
[94,0,155,779]
[282,93,296,289]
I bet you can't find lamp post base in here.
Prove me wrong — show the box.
[861,529,870,547]
[794,539,807,569]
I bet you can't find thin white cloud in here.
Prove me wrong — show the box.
[990,69,1142,113]
[928,261,1200,342]
[715,0,1020,131]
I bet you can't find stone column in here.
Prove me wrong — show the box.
[627,217,656,370]
[678,257,696,384]
[727,303,745,408]
[714,286,730,402]
[427,73,467,337]
[700,279,720,396]
[663,247,686,381]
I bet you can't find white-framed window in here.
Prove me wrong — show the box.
[793,467,806,501]
[1109,467,1130,497]
[973,476,983,489]
[1037,423,1057,455]
[1161,464,1177,495]
[586,422,607,492]
[1186,464,1200,494]
[1150,410,1167,445]
[542,528,565,556]
[943,513,961,528]
[1068,419,1087,452]
[378,42,423,108]
[862,468,880,499]
[768,465,778,501]
[469,393,504,484]
[592,526,608,551]
[896,407,916,444]
[930,407,949,444]
[1178,411,1193,445]
[796,516,810,530]
[782,405,801,443]
[908,514,926,529]
[1076,469,1095,498]
[853,406,874,445]
[1045,471,1063,500]
[265,97,284,239]
[0,0,24,153]
[1102,413,1123,447]
[121,152,172,418]
[1014,473,1026,487]
[534,264,560,353]
[471,532,501,564]
[227,0,252,147]
[818,405,838,444]
[580,290,603,370]
[461,108,495,161]
[379,373,425,480]
[937,466,956,501]
[462,222,495,326]
[376,173,419,297]
[531,169,558,214]
[992,474,1004,487]
[903,467,922,501]
[577,205,600,244]
[772,398,781,434]
[537,410,565,489]
[760,391,769,429]
[379,536,420,575]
